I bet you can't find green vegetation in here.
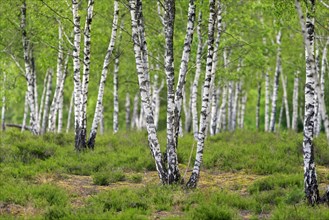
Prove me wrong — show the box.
[1,129,329,219]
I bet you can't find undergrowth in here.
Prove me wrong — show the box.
[0,129,329,219]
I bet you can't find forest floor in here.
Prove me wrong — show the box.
[1,130,329,219]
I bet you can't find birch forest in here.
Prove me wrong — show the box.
[1,0,329,218]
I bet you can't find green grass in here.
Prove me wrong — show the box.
[0,129,329,219]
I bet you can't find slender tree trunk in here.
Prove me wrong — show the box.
[78,0,94,149]
[31,49,39,130]
[22,92,29,132]
[87,0,119,149]
[66,91,74,133]
[48,23,64,133]
[21,1,38,135]
[152,75,164,129]
[314,46,321,136]
[125,93,131,130]
[292,71,299,132]
[1,73,6,131]
[38,70,48,129]
[57,52,70,133]
[209,86,219,136]
[281,73,291,129]
[163,0,181,184]
[72,0,82,149]
[256,81,261,130]
[217,84,227,133]
[113,55,119,134]
[131,93,139,129]
[264,71,270,131]
[183,86,192,133]
[269,30,282,132]
[186,0,217,188]
[173,0,196,149]
[99,105,104,135]
[228,81,233,131]
[129,0,167,184]
[240,92,247,129]
[295,0,320,205]
[41,69,53,135]
[191,7,203,139]
[278,98,284,130]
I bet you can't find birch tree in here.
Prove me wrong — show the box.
[87,0,119,149]
[191,6,203,139]
[21,1,39,135]
[129,0,167,184]
[269,30,282,132]
[186,0,218,188]
[295,0,319,205]
[41,69,53,135]
[292,71,299,131]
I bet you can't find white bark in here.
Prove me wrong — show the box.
[191,7,203,139]
[295,0,319,205]
[38,70,48,129]
[72,0,82,148]
[216,84,227,133]
[129,0,167,184]
[88,0,119,148]
[22,92,29,132]
[292,71,299,131]
[21,1,38,135]
[41,69,53,134]
[265,71,270,131]
[256,81,261,130]
[240,92,247,129]
[269,30,282,132]
[187,0,217,188]
[281,73,291,129]
[1,73,6,131]
[113,55,119,134]
[125,93,131,130]
[78,0,94,148]
[131,93,139,129]
[173,0,196,148]
[66,91,74,133]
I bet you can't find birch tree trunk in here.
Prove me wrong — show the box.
[269,30,282,132]
[41,69,53,135]
[186,0,217,188]
[1,73,6,131]
[87,0,119,149]
[48,23,64,133]
[129,0,167,184]
[22,92,29,132]
[66,91,74,133]
[256,81,261,130]
[131,93,139,129]
[295,0,320,205]
[152,75,164,129]
[216,85,227,133]
[21,1,38,135]
[173,0,196,150]
[209,85,219,136]
[240,92,247,129]
[278,99,284,130]
[125,93,131,130]
[281,73,291,129]
[264,71,270,131]
[78,0,94,149]
[163,0,181,183]
[191,7,203,139]
[113,55,119,134]
[292,71,299,132]
[72,0,83,149]
[38,70,48,130]
[57,52,70,133]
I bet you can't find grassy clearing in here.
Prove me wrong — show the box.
[0,129,329,219]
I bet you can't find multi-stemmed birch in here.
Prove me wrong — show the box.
[129,0,167,184]
[186,0,218,188]
[21,1,39,135]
